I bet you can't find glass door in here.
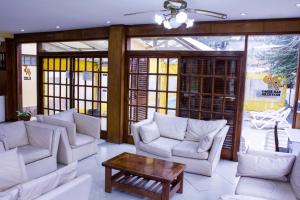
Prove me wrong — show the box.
[40,54,108,132]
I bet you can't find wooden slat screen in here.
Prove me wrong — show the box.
[128,57,179,134]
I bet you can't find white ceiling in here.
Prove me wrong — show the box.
[0,0,299,34]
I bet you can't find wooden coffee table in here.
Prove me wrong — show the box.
[102,152,185,200]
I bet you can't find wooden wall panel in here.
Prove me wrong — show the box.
[0,71,7,95]
[5,39,18,120]
[107,26,126,143]
[14,27,109,43]
[127,18,300,37]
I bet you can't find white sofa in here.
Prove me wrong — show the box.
[0,160,92,200]
[37,109,101,164]
[0,121,60,179]
[222,150,300,200]
[132,113,229,176]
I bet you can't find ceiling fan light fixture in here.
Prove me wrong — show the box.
[176,11,188,23]
[163,20,172,29]
[169,17,182,29]
[154,14,164,25]
[186,19,194,28]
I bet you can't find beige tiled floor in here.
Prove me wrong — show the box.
[77,141,239,200]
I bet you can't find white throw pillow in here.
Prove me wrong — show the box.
[0,148,28,191]
[197,128,220,153]
[290,153,300,199]
[51,109,76,123]
[236,152,296,182]
[186,119,227,142]
[154,113,187,140]
[1,121,29,149]
[43,116,77,146]
[139,122,160,144]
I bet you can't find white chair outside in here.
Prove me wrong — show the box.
[250,108,291,130]
[249,107,286,121]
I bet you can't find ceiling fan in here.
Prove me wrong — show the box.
[124,0,227,29]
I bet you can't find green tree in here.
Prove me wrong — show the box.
[254,35,300,88]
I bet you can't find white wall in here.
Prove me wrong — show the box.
[0,96,5,122]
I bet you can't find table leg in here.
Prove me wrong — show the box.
[162,182,170,200]
[105,167,112,193]
[177,172,184,194]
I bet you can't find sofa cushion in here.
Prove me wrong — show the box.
[173,141,209,160]
[35,115,45,123]
[43,116,77,146]
[236,177,297,200]
[18,145,50,164]
[51,109,76,123]
[0,186,19,200]
[139,122,160,144]
[291,153,300,199]
[56,162,77,185]
[73,133,94,147]
[219,195,268,200]
[197,129,221,153]
[18,162,78,200]
[138,137,181,158]
[154,113,187,140]
[1,121,29,149]
[0,148,28,192]
[186,119,227,142]
[73,112,101,139]
[236,152,295,182]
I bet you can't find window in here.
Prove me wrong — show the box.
[128,57,179,133]
[242,34,300,151]
[42,55,108,131]
[129,36,245,51]
[41,40,108,52]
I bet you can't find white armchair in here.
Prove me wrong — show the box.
[233,150,300,200]
[38,109,101,164]
[0,121,60,179]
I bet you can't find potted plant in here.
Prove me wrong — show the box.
[16,111,32,121]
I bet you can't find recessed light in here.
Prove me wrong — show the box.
[296,3,300,7]
[240,13,247,16]
[20,29,25,32]
[106,21,111,24]
[56,26,61,29]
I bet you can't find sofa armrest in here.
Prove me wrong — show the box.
[131,118,154,146]
[73,113,100,139]
[208,125,229,169]
[0,140,5,152]
[36,174,92,200]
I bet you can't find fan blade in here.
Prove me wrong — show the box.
[187,8,227,19]
[124,10,167,16]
